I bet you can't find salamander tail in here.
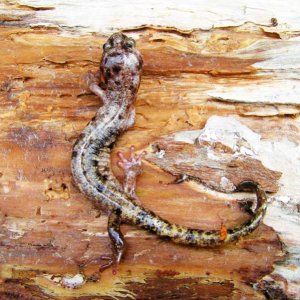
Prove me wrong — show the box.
[128,180,268,247]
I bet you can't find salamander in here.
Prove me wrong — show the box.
[71,32,268,274]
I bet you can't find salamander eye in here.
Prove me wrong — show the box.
[124,38,135,48]
[103,43,112,51]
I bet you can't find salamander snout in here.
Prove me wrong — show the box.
[103,33,136,52]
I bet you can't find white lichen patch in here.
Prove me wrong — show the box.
[220,177,235,192]
[195,116,260,157]
[171,116,260,161]
[171,117,261,156]
[61,273,85,289]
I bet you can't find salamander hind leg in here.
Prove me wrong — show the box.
[117,145,146,202]
[99,210,125,275]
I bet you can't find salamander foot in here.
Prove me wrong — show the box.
[117,145,146,200]
[99,211,125,275]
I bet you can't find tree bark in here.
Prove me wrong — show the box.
[0,1,299,299]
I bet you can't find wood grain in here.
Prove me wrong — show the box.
[0,1,299,299]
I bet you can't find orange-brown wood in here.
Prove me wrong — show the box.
[0,3,299,298]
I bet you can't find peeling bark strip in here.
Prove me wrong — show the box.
[145,116,282,193]
[0,0,299,299]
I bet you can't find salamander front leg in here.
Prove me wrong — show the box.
[86,71,108,104]
[117,146,146,203]
[99,210,125,275]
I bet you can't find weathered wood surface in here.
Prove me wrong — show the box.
[0,1,299,299]
[144,116,283,193]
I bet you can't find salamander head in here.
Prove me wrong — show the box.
[103,32,135,52]
[100,33,143,91]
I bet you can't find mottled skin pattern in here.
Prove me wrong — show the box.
[71,33,268,273]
